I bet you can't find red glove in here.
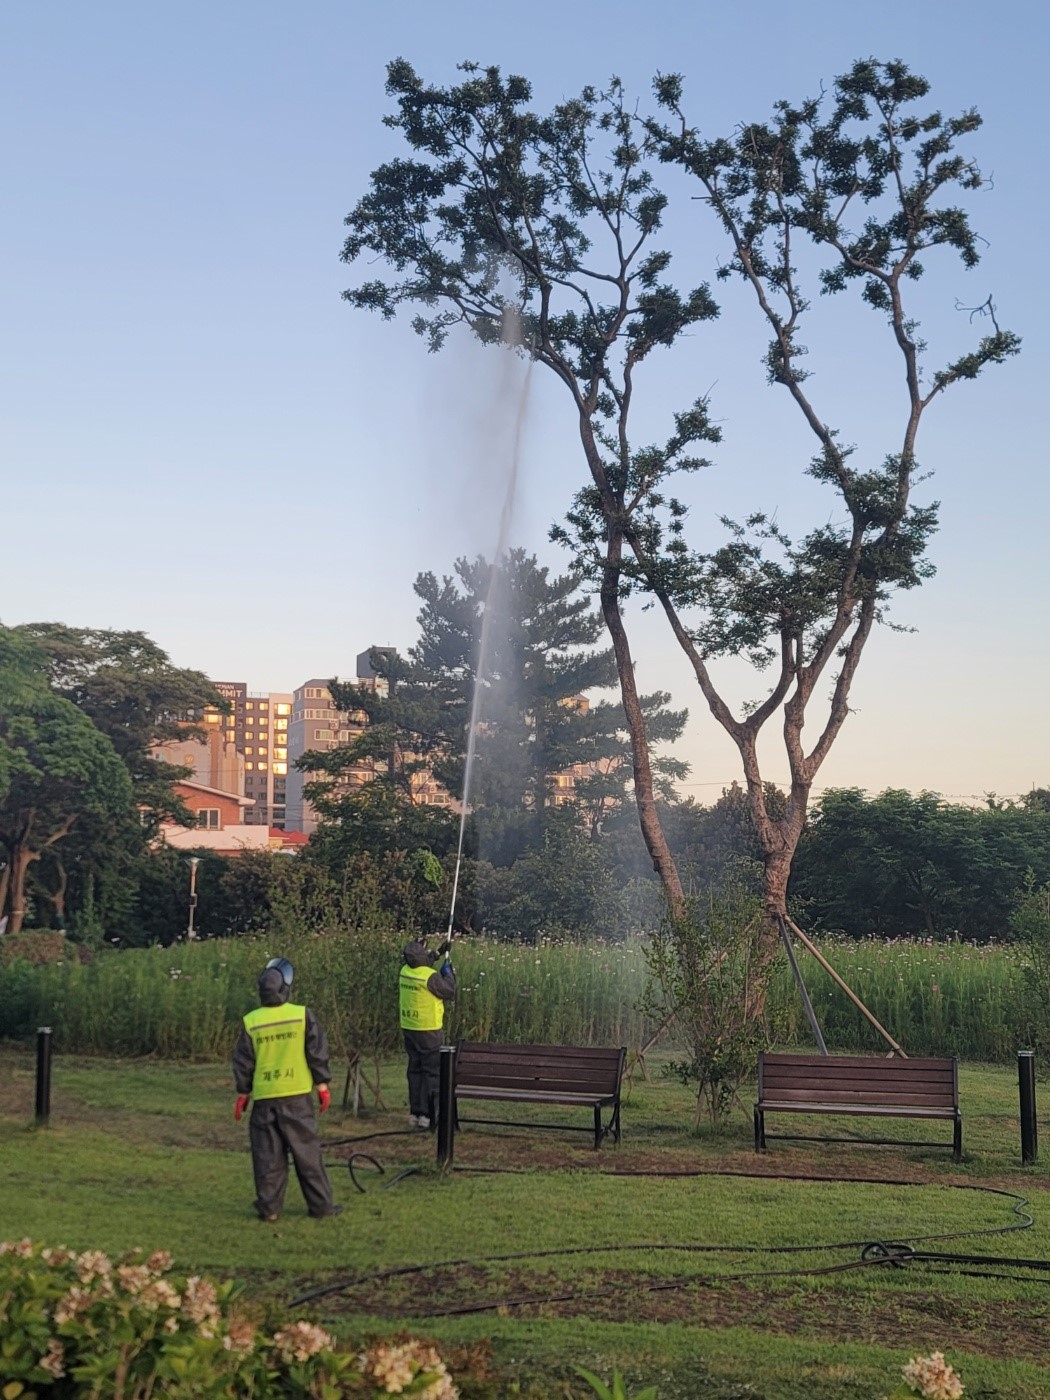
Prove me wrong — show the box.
[317,1084,331,1114]
[234,1095,250,1122]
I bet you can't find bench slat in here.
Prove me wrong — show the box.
[759,1089,956,1107]
[759,1101,959,1119]
[761,1053,953,1071]
[456,1087,616,1106]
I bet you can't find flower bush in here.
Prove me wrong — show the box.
[0,1239,459,1399]
[889,1351,965,1400]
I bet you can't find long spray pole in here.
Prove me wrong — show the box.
[445,323,533,942]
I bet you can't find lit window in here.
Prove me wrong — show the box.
[276,704,290,716]
[273,762,287,775]
[205,712,220,725]
[275,717,288,730]
[244,747,254,756]
[245,761,254,770]
[258,762,268,772]
[244,731,254,741]
[274,747,287,761]
[258,746,267,756]
[226,730,235,742]
[246,700,254,710]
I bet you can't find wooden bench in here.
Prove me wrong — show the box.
[454,1042,626,1149]
[754,1052,962,1160]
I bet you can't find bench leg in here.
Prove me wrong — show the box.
[754,1108,766,1152]
[594,1104,602,1150]
[610,1099,621,1144]
[953,1118,962,1161]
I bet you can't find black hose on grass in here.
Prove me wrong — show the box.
[292,1165,1048,1312]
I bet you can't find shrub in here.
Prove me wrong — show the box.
[0,1238,459,1398]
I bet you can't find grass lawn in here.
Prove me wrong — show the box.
[2,1048,1049,1398]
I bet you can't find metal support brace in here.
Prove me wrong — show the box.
[777,916,828,1056]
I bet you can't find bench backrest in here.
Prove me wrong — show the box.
[456,1042,626,1097]
[758,1052,958,1109]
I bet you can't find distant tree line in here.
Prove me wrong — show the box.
[2,608,1048,946]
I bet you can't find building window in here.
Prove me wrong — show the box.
[245,761,254,770]
[276,703,291,716]
[244,731,254,741]
[197,809,220,829]
[274,747,287,761]
[257,745,268,756]
[273,762,287,775]
[275,717,288,730]
[314,728,332,741]
[258,763,268,772]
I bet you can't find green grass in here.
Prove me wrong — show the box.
[3,1050,1050,1397]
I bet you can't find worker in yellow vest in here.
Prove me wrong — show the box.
[231,957,343,1222]
[399,936,456,1129]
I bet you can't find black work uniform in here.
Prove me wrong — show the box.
[231,993,337,1219]
[400,940,457,1120]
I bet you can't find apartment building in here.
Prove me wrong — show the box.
[284,673,376,835]
[208,683,294,829]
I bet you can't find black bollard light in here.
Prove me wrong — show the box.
[436,1045,457,1171]
[1018,1049,1038,1165]
[35,1027,53,1126]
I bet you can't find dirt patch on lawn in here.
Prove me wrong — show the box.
[315,1263,1050,1366]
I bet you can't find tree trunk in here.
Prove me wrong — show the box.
[7,844,38,936]
[599,536,685,918]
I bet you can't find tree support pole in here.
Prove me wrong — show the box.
[777,917,827,1055]
[786,916,908,1058]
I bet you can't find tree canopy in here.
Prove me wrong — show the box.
[342,57,1019,970]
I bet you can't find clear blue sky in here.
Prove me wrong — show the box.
[3,0,1046,802]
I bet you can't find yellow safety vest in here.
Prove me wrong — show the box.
[399,964,444,1032]
[243,1003,313,1100]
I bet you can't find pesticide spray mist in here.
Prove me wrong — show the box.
[445,310,534,939]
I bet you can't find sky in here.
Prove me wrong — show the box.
[3,0,1047,805]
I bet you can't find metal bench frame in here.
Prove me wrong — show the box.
[454,1041,626,1149]
[754,1051,962,1160]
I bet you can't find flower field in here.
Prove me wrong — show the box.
[0,931,1040,1062]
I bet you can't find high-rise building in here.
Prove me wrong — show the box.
[284,674,377,834]
[209,683,293,829]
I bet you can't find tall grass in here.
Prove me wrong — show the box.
[0,932,1040,1062]
[768,937,1033,1061]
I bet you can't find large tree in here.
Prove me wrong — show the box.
[11,624,223,933]
[0,628,132,934]
[300,549,686,866]
[341,58,1018,980]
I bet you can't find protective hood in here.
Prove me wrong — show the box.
[258,967,290,1006]
[402,939,432,968]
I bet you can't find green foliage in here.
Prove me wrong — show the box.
[576,1366,658,1400]
[791,789,1050,939]
[0,1238,459,1398]
[1010,874,1050,1051]
[0,627,134,935]
[645,879,767,1124]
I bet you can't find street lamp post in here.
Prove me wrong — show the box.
[186,856,201,941]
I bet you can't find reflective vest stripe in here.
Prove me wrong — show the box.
[243,1003,313,1099]
[399,964,444,1031]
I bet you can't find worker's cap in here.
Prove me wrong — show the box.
[263,956,294,989]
